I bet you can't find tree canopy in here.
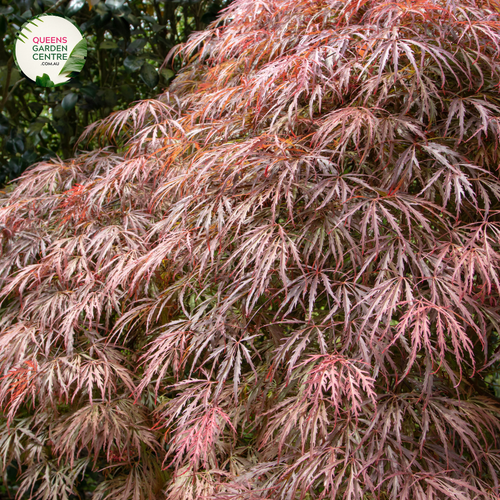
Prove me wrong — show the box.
[1,0,500,499]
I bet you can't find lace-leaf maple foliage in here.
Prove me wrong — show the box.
[1,0,500,499]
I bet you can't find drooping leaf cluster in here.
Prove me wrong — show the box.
[1,0,500,498]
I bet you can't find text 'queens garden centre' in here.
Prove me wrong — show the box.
[14,15,87,86]
[32,37,69,62]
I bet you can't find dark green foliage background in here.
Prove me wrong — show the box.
[0,0,228,185]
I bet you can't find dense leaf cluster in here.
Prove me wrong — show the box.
[1,0,500,498]
[0,0,227,184]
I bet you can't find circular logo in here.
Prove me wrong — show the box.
[14,14,87,87]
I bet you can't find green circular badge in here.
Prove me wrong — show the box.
[14,14,87,87]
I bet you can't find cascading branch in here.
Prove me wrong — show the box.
[1,0,500,498]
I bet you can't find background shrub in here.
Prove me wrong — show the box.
[0,0,229,185]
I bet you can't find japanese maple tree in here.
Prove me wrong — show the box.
[1,0,500,499]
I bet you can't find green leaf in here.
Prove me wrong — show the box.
[65,0,86,16]
[35,73,55,87]
[59,57,86,76]
[70,38,88,60]
[99,40,118,49]
[140,62,158,88]
[53,104,65,119]
[59,38,88,76]
[61,93,79,112]
[28,119,47,134]
[124,13,139,25]
[124,55,143,72]
[127,38,147,54]
[160,68,175,81]
[151,23,165,33]
[80,84,98,97]
[105,0,125,10]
